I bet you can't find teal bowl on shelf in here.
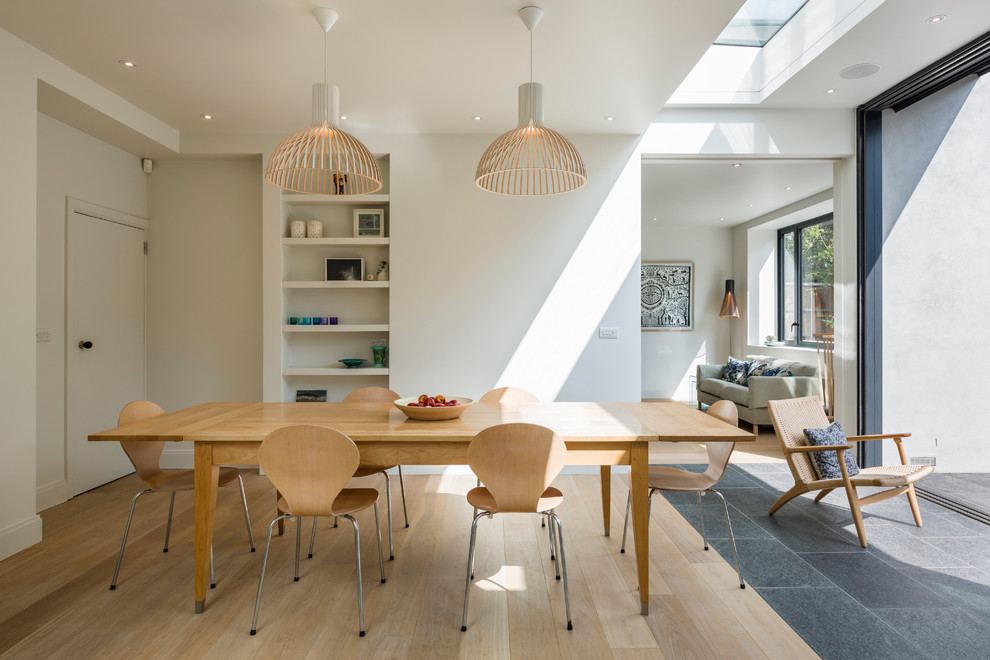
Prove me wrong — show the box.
[339,358,367,368]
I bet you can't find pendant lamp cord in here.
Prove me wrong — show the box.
[528,25,534,122]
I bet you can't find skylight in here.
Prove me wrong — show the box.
[714,0,810,47]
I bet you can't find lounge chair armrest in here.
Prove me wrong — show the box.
[845,433,911,442]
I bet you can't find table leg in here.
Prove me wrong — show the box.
[600,466,611,536]
[630,442,650,615]
[194,442,220,613]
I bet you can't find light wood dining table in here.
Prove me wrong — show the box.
[90,400,752,615]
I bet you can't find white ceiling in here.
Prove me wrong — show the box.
[0,0,742,138]
[642,160,833,227]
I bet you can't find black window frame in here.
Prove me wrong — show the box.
[776,213,834,348]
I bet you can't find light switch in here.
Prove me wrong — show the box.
[36,328,52,343]
[599,327,618,339]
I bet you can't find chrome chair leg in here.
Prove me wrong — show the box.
[373,502,386,583]
[343,514,366,637]
[709,488,744,588]
[381,470,394,560]
[250,514,291,635]
[236,474,256,552]
[548,513,561,579]
[308,517,318,558]
[461,511,486,631]
[552,509,560,560]
[163,491,176,552]
[294,516,302,581]
[397,465,409,528]
[549,512,573,630]
[697,491,708,550]
[110,489,153,589]
[621,489,655,553]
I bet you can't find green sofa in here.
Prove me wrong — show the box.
[696,357,821,433]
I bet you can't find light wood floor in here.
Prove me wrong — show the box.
[0,466,815,659]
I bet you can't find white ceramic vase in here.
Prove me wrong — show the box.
[307,220,323,238]
[290,220,306,238]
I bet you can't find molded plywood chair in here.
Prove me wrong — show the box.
[767,396,934,548]
[251,425,385,637]
[110,400,255,590]
[620,400,744,588]
[478,386,540,404]
[309,387,405,561]
[461,423,572,632]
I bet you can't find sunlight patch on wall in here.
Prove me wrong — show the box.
[496,152,641,401]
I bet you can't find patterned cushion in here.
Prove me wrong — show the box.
[803,422,860,480]
[721,356,751,385]
[748,362,787,379]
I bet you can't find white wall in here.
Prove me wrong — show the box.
[640,224,733,400]
[35,114,148,510]
[0,28,42,559]
[882,75,990,471]
[373,133,643,403]
[146,159,263,465]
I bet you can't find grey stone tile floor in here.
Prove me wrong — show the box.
[652,464,990,660]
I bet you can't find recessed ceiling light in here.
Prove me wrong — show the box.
[201,114,213,120]
[732,163,741,167]
[785,186,792,190]
[604,116,615,121]
[651,217,657,222]
[825,88,837,94]
[472,115,483,121]
[340,115,348,120]
[926,15,946,24]
[840,63,881,79]
[118,59,136,68]
[747,204,754,208]
[720,217,725,222]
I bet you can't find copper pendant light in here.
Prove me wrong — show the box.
[265,8,382,196]
[475,6,587,196]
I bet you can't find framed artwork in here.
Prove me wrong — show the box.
[353,209,385,237]
[295,389,327,402]
[641,262,694,330]
[326,257,364,281]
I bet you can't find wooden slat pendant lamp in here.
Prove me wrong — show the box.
[475,6,587,196]
[265,8,382,196]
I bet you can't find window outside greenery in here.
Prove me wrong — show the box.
[778,215,833,345]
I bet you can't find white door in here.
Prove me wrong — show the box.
[67,202,147,496]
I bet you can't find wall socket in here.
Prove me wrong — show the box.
[599,327,618,339]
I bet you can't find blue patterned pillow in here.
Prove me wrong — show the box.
[803,422,860,480]
[722,356,751,385]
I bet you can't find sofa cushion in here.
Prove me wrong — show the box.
[804,422,860,480]
[747,362,791,379]
[721,356,751,385]
[699,379,750,408]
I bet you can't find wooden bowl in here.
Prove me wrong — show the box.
[394,396,474,421]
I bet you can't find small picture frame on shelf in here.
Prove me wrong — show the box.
[353,209,384,238]
[295,389,327,402]
[326,257,364,281]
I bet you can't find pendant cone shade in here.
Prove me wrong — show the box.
[265,9,382,196]
[475,7,586,196]
[719,280,739,319]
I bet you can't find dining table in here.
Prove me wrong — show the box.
[89,400,753,616]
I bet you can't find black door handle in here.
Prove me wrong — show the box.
[78,340,93,349]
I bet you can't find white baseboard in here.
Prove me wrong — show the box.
[0,514,43,561]
[36,479,68,512]
[160,447,194,470]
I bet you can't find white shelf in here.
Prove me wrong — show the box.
[282,193,390,206]
[282,238,390,247]
[283,367,390,376]
[283,281,390,289]
[282,324,389,332]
